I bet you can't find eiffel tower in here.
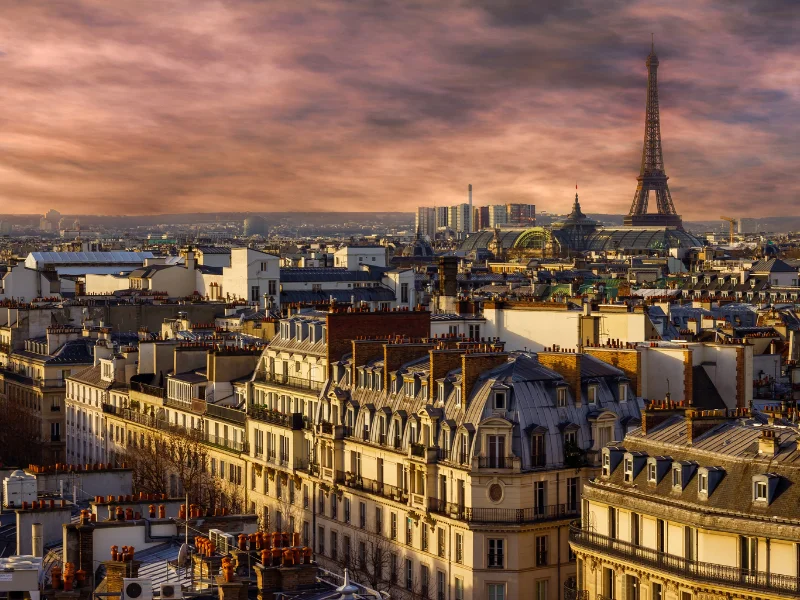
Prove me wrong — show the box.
[624,39,683,229]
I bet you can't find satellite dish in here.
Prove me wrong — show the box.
[177,543,188,566]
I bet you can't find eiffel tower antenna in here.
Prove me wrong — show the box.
[624,39,682,229]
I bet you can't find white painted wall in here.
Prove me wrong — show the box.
[221,248,280,307]
[85,274,131,295]
[333,247,386,270]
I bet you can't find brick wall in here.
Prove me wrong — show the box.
[383,343,434,392]
[326,310,430,373]
[736,346,746,408]
[351,339,389,382]
[584,348,641,397]
[461,353,509,402]
[537,352,581,399]
[428,350,463,400]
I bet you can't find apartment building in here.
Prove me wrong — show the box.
[245,306,641,600]
[570,404,800,600]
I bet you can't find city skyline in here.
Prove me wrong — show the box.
[1,1,797,217]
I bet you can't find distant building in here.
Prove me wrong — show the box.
[448,203,471,236]
[488,204,508,228]
[507,203,536,226]
[475,206,490,230]
[415,207,436,239]
[244,215,267,237]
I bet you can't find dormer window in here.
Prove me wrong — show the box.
[754,481,767,501]
[624,458,633,482]
[404,379,415,397]
[455,387,462,408]
[698,472,708,494]
[751,474,779,504]
[618,383,628,403]
[493,390,506,411]
[672,466,681,488]
[438,383,445,400]
[602,453,611,477]
[647,463,657,482]
[587,384,598,405]
[557,387,568,407]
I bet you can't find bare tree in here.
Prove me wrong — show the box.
[124,427,222,507]
[330,531,393,595]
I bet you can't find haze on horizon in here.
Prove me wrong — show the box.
[0,0,797,218]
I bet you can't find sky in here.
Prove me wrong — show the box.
[0,0,797,218]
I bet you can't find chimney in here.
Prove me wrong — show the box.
[461,352,508,405]
[32,523,43,557]
[686,409,730,445]
[641,400,684,435]
[383,343,434,393]
[759,429,778,456]
[537,351,581,402]
[186,248,196,271]
[351,339,389,384]
[428,349,463,401]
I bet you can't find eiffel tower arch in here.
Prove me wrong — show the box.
[624,41,683,229]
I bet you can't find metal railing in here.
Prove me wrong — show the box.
[260,372,324,392]
[130,381,166,398]
[478,456,516,469]
[563,583,589,600]
[410,443,426,458]
[428,500,577,524]
[248,406,303,429]
[337,473,407,501]
[205,402,246,424]
[569,522,800,595]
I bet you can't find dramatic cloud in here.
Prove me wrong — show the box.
[0,0,797,217]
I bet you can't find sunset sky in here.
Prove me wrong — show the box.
[0,0,797,218]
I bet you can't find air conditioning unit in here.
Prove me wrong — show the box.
[159,583,183,600]
[123,578,153,600]
[219,533,237,554]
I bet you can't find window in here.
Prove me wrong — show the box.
[437,527,445,557]
[647,462,657,482]
[359,501,366,529]
[406,517,413,545]
[251,285,260,302]
[331,531,338,561]
[619,383,628,402]
[455,578,464,600]
[533,481,546,516]
[390,553,398,584]
[608,507,618,539]
[391,512,397,540]
[625,575,639,600]
[422,523,428,551]
[344,498,350,523]
[455,533,464,563]
[566,477,579,511]
[684,526,696,561]
[405,558,413,590]
[421,565,429,598]
[603,567,615,600]
[652,583,663,600]
[488,583,506,600]
[331,495,338,520]
[754,480,768,502]
[401,283,409,304]
[602,452,611,477]
[698,472,708,494]
[588,384,598,404]
[631,512,641,546]
[535,581,548,600]
[535,535,547,566]
[358,541,366,565]
[487,538,504,568]
[487,434,505,468]
[557,386,568,407]
[375,507,383,535]
[741,536,757,572]
[657,519,666,552]
[318,526,325,555]
[531,433,545,467]
[493,390,506,410]
[437,571,446,600]
[268,280,277,296]
[469,324,480,339]
[624,458,633,482]
[672,466,682,488]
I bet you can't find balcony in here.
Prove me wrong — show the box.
[0,368,66,389]
[248,406,303,429]
[203,432,249,454]
[478,456,516,469]
[337,473,408,502]
[569,522,800,596]
[205,402,246,424]
[563,581,589,600]
[428,499,578,524]
[130,381,166,399]
[259,372,324,392]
